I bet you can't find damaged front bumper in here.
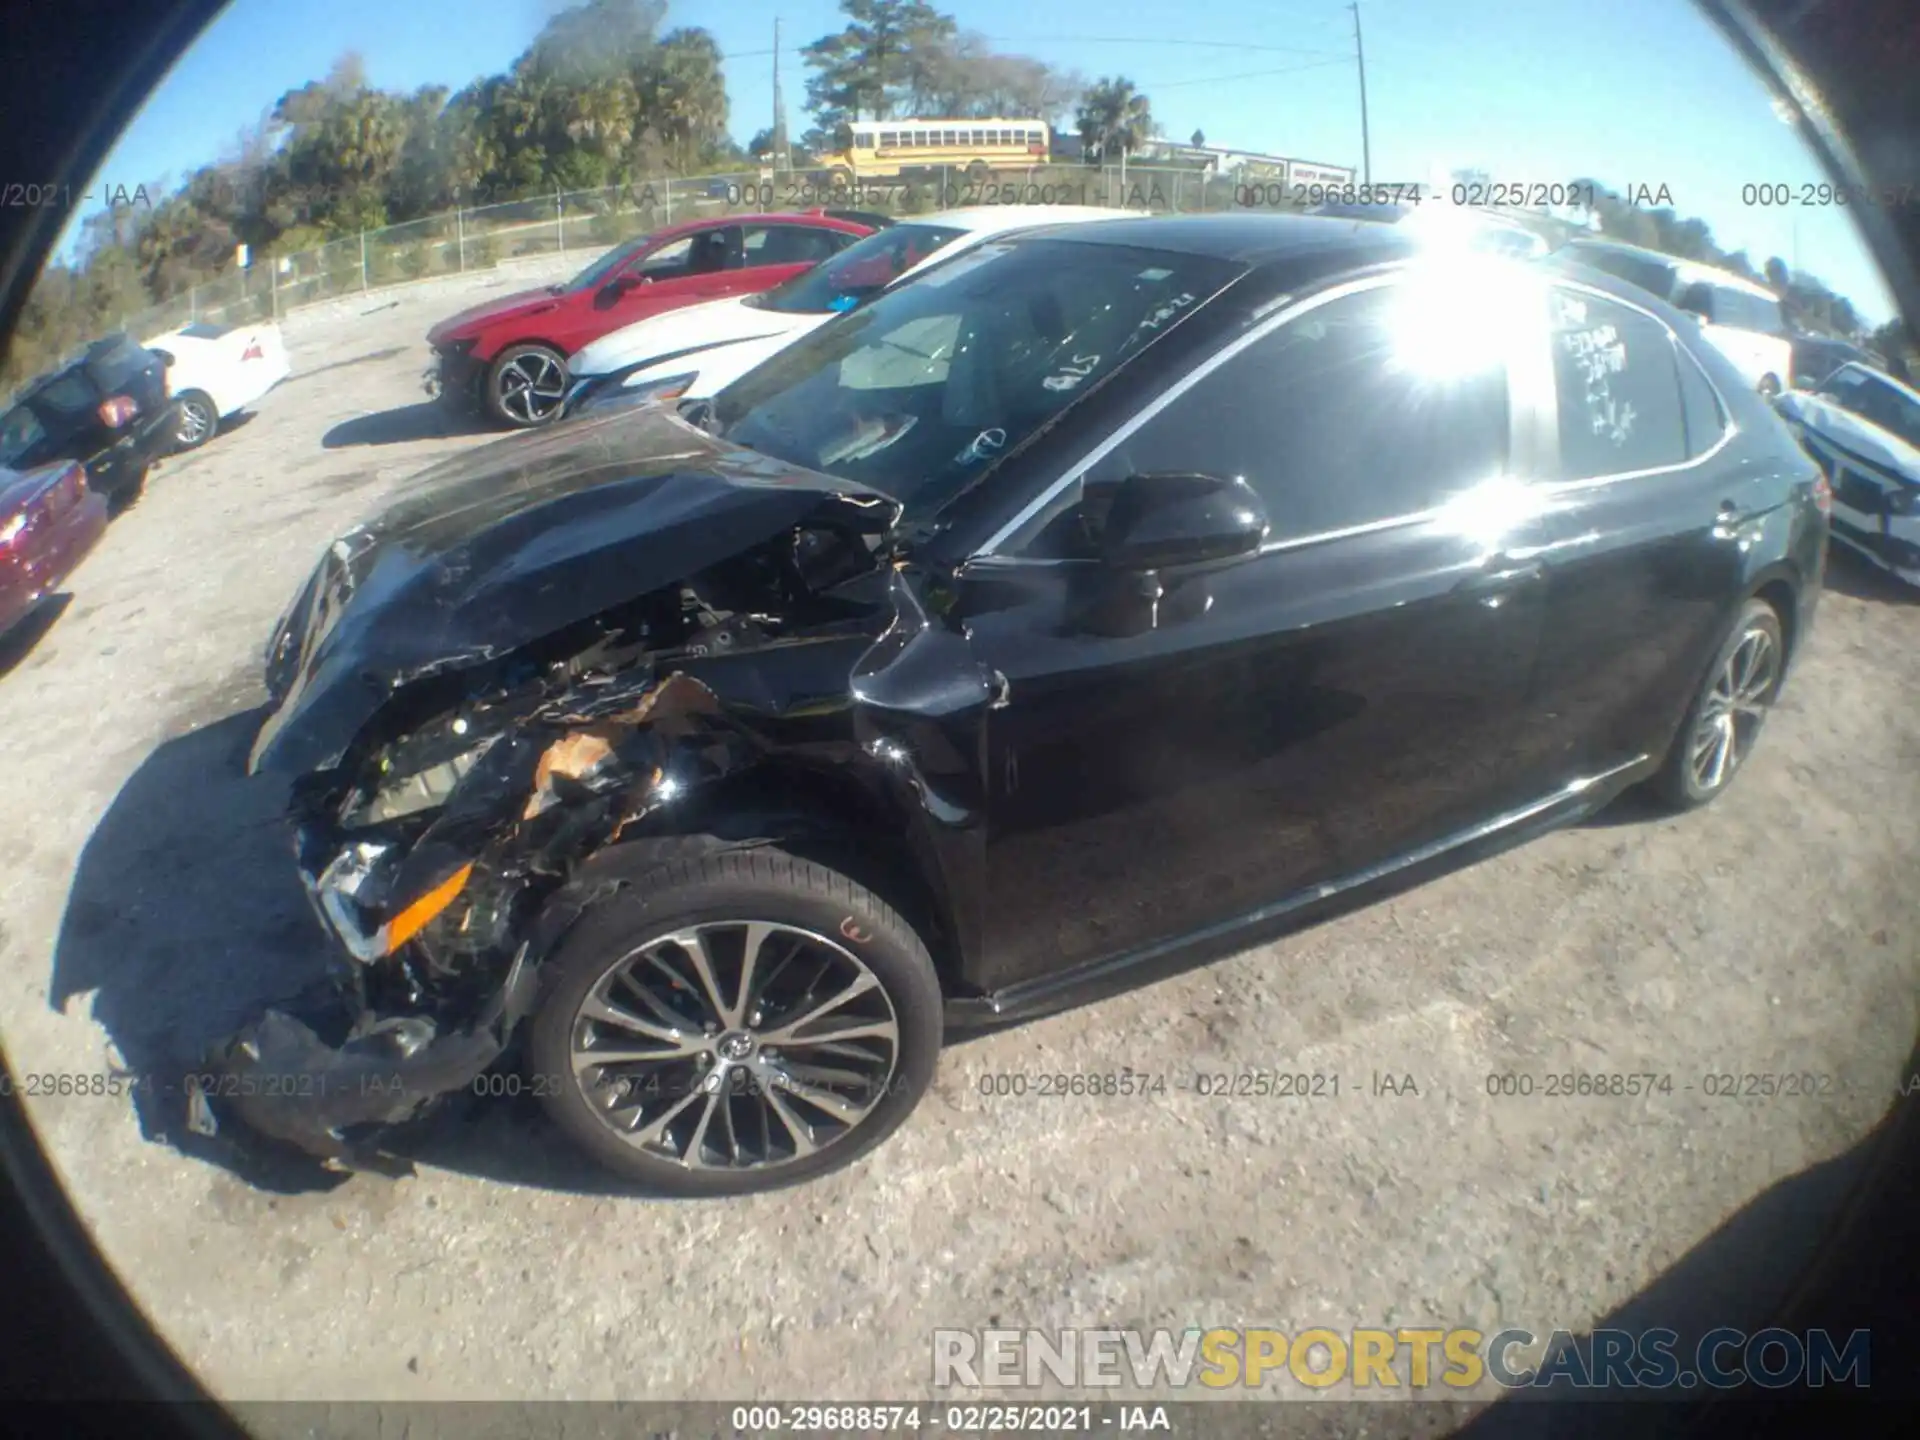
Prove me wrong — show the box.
[197,946,538,1171]
[201,671,745,1170]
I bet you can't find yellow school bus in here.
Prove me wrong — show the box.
[821,118,1052,182]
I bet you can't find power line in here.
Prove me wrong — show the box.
[982,35,1348,60]
[1144,57,1352,89]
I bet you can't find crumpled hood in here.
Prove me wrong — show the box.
[1779,392,1920,483]
[569,294,814,379]
[427,286,564,345]
[250,404,899,778]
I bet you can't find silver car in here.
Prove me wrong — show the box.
[1775,361,1920,585]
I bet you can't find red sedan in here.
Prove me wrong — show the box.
[0,460,108,645]
[424,211,874,428]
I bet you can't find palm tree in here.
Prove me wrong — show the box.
[1075,77,1153,165]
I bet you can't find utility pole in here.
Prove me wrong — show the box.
[772,17,790,173]
[1350,2,1372,185]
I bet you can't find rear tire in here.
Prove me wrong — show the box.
[484,343,569,428]
[1651,597,1784,811]
[173,390,219,451]
[527,842,943,1196]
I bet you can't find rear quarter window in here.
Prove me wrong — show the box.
[1675,345,1728,457]
[84,338,155,393]
[1549,286,1688,479]
[32,371,98,414]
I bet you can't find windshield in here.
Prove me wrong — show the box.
[712,237,1241,514]
[1820,365,1920,449]
[747,223,968,316]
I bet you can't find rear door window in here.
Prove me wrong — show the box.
[1548,287,1688,479]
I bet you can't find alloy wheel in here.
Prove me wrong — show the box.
[567,921,901,1172]
[1689,624,1779,794]
[177,397,213,446]
[495,350,567,424]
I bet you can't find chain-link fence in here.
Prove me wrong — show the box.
[96,162,1580,345]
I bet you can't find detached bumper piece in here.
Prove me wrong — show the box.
[197,947,537,1172]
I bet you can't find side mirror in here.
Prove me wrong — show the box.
[1100,472,1269,570]
[607,273,650,295]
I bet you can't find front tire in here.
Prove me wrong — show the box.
[527,843,943,1195]
[1652,597,1784,810]
[485,343,569,428]
[173,390,219,451]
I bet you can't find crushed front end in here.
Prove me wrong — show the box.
[206,659,752,1169]
[202,417,904,1169]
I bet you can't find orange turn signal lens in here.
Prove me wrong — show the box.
[382,863,474,954]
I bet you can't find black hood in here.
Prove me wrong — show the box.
[250,405,899,777]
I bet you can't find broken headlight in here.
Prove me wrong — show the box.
[344,730,499,828]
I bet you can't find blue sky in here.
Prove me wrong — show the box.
[71,0,1898,324]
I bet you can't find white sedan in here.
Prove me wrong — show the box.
[562,205,1134,416]
[141,320,291,451]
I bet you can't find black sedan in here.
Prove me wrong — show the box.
[217,214,1828,1194]
[0,334,177,512]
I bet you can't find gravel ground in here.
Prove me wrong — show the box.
[0,256,1916,1420]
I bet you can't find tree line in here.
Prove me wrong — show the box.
[2,0,1904,395]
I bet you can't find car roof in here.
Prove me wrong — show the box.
[649,210,871,240]
[1563,238,1779,300]
[1826,360,1920,405]
[1008,211,1427,267]
[11,337,126,400]
[900,204,1137,235]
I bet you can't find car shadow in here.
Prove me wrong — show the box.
[1452,1029,1920,1437]
[49,700,361,1193]
[211,410,257,442]
[277,346,406,388]
[322,402,494,449]
[1578,784,1671,829]
[0,593,74,680]
[1820,543,1920,606]
[48,698,696,1197]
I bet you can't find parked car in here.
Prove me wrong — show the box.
[141,319,291,451]
[0,460,107,644]
[216,214,1825,1194]
[1788,333,1887,392]
[562,206,1134,417]
[1775,361,1920,585]
[424,211,874,429]
[1549,239,1792,395]
[0,335,177,512]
